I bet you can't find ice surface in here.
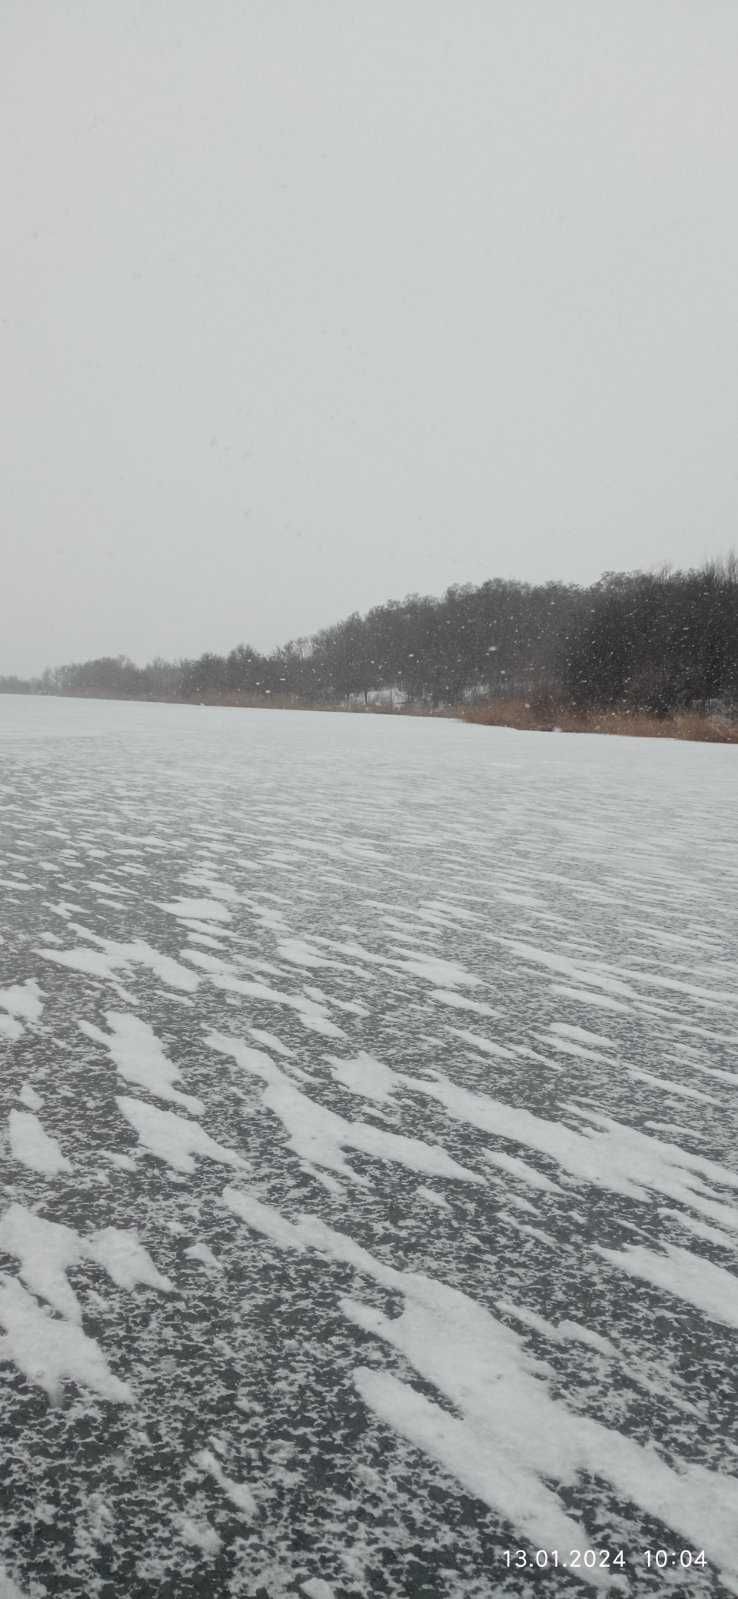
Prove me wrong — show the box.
[221,1191,738,1590]
[1,697,737,1598]
[193,1448,257,1517]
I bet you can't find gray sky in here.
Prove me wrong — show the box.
[3,1,737,675]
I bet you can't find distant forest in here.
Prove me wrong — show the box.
[3,558,737,715]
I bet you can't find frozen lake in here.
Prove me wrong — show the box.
[1,695,737,1598]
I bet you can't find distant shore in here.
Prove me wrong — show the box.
[154,692,738,742]
[3,690,735,743]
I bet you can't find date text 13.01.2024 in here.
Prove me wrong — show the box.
[502,1548,707,1573]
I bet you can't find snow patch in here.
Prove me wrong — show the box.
[0,979,43,1023]
[0,1565,28,1599]
[597,1241,738,1330]
[326,1052,398,1104]
[402,1072,738,1225]
[209,1033,481,1188]
[0,1276,132,1403]
[79,1011,203,1114]
[117,1097,247,1175]
[17,1084,43,1112]
[184,1241,221,1270]
[208,974,345,1039]
[0,1203,172,1322]
[172,1513,221,1556]
[160,897,232,924]
[7,1110,72,1175]
[483,1148,563,1194]
[194,1447,257,1516]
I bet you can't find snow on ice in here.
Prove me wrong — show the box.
[0,697,737,1597]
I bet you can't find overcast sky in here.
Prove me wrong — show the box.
[2,2,737,674]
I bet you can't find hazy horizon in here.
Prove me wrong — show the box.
[3,550,736,679]
[4,2,738,675]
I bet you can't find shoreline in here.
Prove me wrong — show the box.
[2,690,736,742]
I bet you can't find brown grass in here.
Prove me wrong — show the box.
[459,698,738,743]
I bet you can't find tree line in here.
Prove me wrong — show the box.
[2,558,736,714]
